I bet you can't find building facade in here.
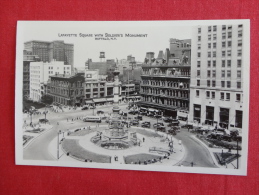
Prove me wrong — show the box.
[189,24,244,129]
[29,61,71,102]
[84,70,122,105]
[139,39,191,118]
[23,51,40,98]
[48,73,85,106]
[24,40,74,73]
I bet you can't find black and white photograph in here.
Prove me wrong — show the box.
[15,20,250,175]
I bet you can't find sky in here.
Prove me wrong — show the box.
[19,20,248,68]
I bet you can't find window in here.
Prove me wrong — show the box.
[227,50,231,57]
[238,40,242,47]
[208,61,211,67]
[226,93,230,100]
[237,70,241,78]
[236,94,241,101]
[238,50,242,56]
[208,26,211,32]
[222,60,225,67]
[227,81,231,88]
[227,60,231,67]
[207,70,211,77]
[238,30,242,37]
[212,80,216,87]
[213,25,217,31]
[198,44,201,49]
[213,42,216,48]
[213,51,216,57]
[221,81,225,88]
[198,36,201,41]
[206,91,210,98]
[197,70,200,77]
[220,92,224,100]
[196,90,199,97]
[197,80,200,86]
[222,33,226,39]
[222,51,225,57]
[197,52,201,57]
[212,92,215,99]
[208,43,211,48]
[221,70,225,77]
[213,34,217,40]
[197,61,201,67]
[222,25,226,30]
[212,70,216,77]
[222,42,226,48]
[237,82,241,89]
[198,28,201,33]
[227,70,231,77]
[213,60,216,67]
[208,35,211,40]
[237,60,242,67]
[228,32,232,38]
[238,24,243,28]
[228,41,232,47]
[207,80,211,87]
[208,52,211,57]
[228,26,232,30]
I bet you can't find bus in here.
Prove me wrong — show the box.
[83,116,101,123]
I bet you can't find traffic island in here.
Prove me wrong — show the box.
[214,152,241,166]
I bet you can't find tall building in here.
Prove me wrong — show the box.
[29,61,71,102]
[48,73,85,106]
[139,39,191,118]
[24,40,74,73]
[23,50,40,97]
[189,24,244,129]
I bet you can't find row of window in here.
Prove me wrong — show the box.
[197,70,242,78]
[197,59,242,68]
[196,90,241,101]
[198,25,243,33]
[197,49,242,58]
[196,80,242,89]
[198,40,242,50]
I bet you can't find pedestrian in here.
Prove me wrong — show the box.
[143,137,145,142]
[57,122,59,125]
[187,126,189,132]
[67,118,68,122]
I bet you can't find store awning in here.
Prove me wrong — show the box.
[106,98,114,102]
[93,98,107,103]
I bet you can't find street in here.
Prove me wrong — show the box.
[175,129,217,168]
[23,103,217,168]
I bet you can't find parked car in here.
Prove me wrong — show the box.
[112,106,120,113]
[97,110,104,114]
[181,124,194,129]
[39,119,49,123]
[195,127,211,134]
[163,117,173,123]
[89,105,96,109]
[141,121,151,128]
[130,120,139,126]
[220,135,232,142]
[157,126,166,132]
[167,119,179,127]
[153,122,165,128]
[134,115,143,120]
[140,112,148,116]
[128,110,138,115]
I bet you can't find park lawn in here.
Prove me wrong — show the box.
[132,128,161,138]
[124,153,161,164]
[62,139,111,163]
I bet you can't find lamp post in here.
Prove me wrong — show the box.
[57,130,61,160]
[236,139,239,169]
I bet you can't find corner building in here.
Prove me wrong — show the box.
[189,24,244,129]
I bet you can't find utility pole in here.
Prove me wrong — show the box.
[57,130,61,160]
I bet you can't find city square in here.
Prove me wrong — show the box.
[17,20,249,174]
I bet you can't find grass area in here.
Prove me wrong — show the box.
[23,135,34,146]
[214,152,241,165]
[62,139,111,163]
[23,100,46,110]
[124,153,161,164]
[69,129,95,136]
[132,128,162,138]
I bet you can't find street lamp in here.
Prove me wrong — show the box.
[155,114,160,133]
[236,139,239,169]
[57,130,61,160]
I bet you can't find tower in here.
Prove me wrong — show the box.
[99,51,105,62]
[113,70,120,103]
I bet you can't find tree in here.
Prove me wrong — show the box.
[41,95,53,105]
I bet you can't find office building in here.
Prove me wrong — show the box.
[189,24,244,129]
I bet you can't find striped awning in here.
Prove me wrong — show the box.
[93,98,107,103]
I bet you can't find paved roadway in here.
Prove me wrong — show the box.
[175,129,217,168]
[23,103,217,168]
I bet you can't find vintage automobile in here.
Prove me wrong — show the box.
[134,115,143,120]
[39,119,49,123]
[112,106,120,113]
[141,121,151,128]
[153,122,165,128]
[130,120,139,126]
[96,110,104,114]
